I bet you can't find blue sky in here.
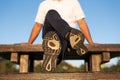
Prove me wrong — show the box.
[0,0,120,67]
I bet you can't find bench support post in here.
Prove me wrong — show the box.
[10,52,18,63]
[90,54,101,71]
[20,54,29,73]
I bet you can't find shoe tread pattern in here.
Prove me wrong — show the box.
[42,31,61,72]
[70,29,88,56]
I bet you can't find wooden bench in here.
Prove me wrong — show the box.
[0,44,120,73]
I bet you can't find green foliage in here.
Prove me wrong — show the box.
[78,64,85,71]
[102,59,120,71]
[34,61,85,72]
[55,61,79,72]
[0,58,18,73]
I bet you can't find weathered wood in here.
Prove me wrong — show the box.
[102,52,110,63]
[87,44,120,52]
[0,72,120,80]
[0,44,120,59]
[0,44,120,52]
[20,54,29,73]
[90,54,101,71]
[0,44,120,72]
[0,44,43,52]
[10,52,18,63]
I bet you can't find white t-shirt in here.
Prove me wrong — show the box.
[35,0,85,28]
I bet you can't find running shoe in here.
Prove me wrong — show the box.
[69,29,88,56]
[42,31,61,72]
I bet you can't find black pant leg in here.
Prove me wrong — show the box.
[42,10,71,65]
[43,10,72,38]
[42,18,55,38]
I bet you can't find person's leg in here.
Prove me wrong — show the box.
[42,18,54,38]
[57,36,68,65]
[45,10,88,56]
[42,9,88,72]
[42,10,70,69]
[42,14,62,72]
[44,10,88,56]
[42,20,68,68]
[44,10,72,39]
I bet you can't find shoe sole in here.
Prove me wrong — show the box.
[70,29,88,55]
[42,31,61,72]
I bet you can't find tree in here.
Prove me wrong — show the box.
[34,61,80,72]
[102,58,120,71]
[0,58,18,73]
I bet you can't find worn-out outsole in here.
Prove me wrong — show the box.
[42,31,61,72]
[70,29,88,55]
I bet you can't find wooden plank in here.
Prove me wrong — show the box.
[10,52,18,63]
[0,72,120,80]
[0,44,120,52]
[0,44,43,52]
[86,44,120,52]
[0,44,119,61]
[20,54,29,73]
